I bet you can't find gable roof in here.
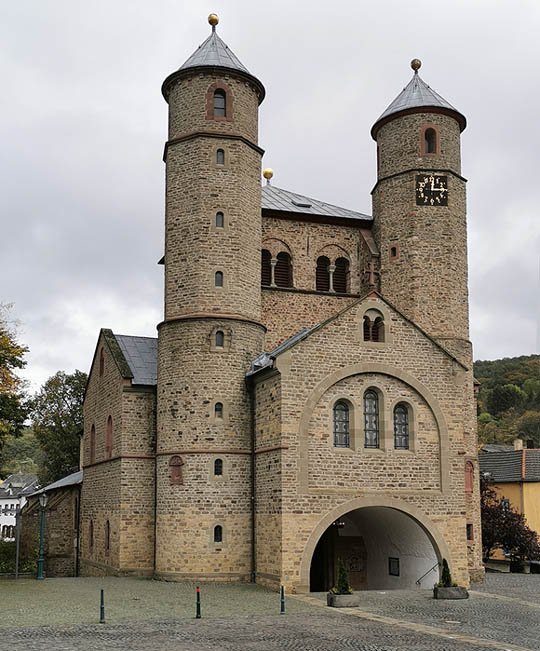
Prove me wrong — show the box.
[0,473,39,499]
[30,470,83,496]
[262,184,372,222]
[247,292,468,377]
[479,449,540,483]
[115,335,158,385]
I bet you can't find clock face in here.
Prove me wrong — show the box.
[416,174,448,206]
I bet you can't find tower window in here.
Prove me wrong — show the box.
[261,249,272,286]
[364,389,379,448]
[394,403,409,449]
[105,520,110,552]
[316,256,330,291]
[214,458,223,476]
[215,402,224,419]
[214,525,223,543]
[216,149,225,165]
[216,212,224,228]
[274,252,292,288]
[105,416,113,459]
[215,271,223,287]
[333,401,350,448]
[213,90,226,117]
[424,128,436,153]
[389,245,399,260]
[215,330,224,347]
[466,523,474,541]
[333,257,350,293]
[89,520,94,550]
[90,424,96,464]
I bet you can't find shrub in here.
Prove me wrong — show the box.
[329,557,352,595]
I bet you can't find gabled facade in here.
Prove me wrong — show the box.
[79,15,483,590]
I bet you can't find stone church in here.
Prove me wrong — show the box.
[80,14,483,591]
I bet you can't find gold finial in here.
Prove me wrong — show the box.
[263,168,274,184]
[208,13,219,27]
[411,58,421,72]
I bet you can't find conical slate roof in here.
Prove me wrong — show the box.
[179,30,250,74]
[371,68,466,138]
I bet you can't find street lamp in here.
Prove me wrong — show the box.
[36,492,48,580]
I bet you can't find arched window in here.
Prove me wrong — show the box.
[90,425,96,464]
[216,148,225,165]
[105,520,110,552]
[105,416,113,459]
[333,401,350,448]
[363,311,385,342]
[213,89,226,117]
[215,330,224,348]
[215,271,223,287]
[261,249,272,286]
[394,403,409,449]
[214,525,223,543]
[424,128,436,154]
[214,458,223,476]
[169,455,184,485]
[364,390,379,448]
[89,520,94,550]
[99,348,104,376]
[465,461,474,494]
[274,252,292,287]
[1,525,6,538]
[316,256,330,291]
[215,402,224,419]
[216,212,224,228]
[333,257,349,293]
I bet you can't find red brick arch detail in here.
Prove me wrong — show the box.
[420,123,440,156]
[205,81,234,122]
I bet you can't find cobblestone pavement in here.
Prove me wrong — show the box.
[1,574,539,650]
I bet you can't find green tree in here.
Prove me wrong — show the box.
[0,428,43,478]
[516,411,540,446]
[0,305,29,452]
[486,384,526,417]
[31,370,87,484]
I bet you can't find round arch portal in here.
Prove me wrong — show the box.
[301,497,450,592]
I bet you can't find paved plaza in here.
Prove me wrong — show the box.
[1,574,540,650]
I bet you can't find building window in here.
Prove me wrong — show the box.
[105,520,110,552]
[169,455,184,485]
[99,348,104,376]
[424,128,436,153]
[215,402,224,419]
[213,90,226,117]
[261,249,272,286]
[89,520,94,550]
[216,212,224,228]
[316,256,330,291]
[501,498,510,512]
[333,257,349,293]
[394,403,409,449]
[363,311,385,342]
[215,271,223,287]
[466,523,474,541]
[465,461,474,494]
[274,252,292,288]
[215,330,224,348]
[105,415,113,459]
[389,245,399,260]
[90,425,96,464]
[214,458,223,476]
[214,525,223,543]
[333,401,350,448]
[388,557,400,576]
[216,148,225,165]
[364,390,379,448]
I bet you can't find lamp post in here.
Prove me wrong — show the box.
[15,495,23,580]
[36,492,48,580]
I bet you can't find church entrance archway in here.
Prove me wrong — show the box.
[309,506,440,591]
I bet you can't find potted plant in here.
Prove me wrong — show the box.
[327,558,360,607]
[433,559,469,599]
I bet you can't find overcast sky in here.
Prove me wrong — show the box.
[2,0,539,391]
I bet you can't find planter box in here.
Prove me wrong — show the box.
[327,593,360,608]
[433,586,469,600]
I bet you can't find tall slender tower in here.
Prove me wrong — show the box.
[371,59,469,364]
[155,15,266,580]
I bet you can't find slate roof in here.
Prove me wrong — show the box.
[179,29,250,75]
[0,473,39,498]
[262,184,372,221]
[115,335,158,386]
[372,70,466,137]
[30,470,82,496]
[479,449,540,483]
[480,444,514,454]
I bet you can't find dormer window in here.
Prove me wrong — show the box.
[213,90,226,117]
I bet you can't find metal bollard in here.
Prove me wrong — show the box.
[196,586,201,619]
[100,589,105,624]
[280,585,285,614]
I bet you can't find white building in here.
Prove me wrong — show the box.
[0,473,38,540]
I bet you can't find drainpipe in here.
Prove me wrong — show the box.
[248,378,256,583]
[153,389,158,575]
[75,485,81,577]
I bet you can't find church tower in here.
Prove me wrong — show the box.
[155,15,266,580]
[371,60,469,364]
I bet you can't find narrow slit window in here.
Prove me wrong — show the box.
[214,525,223,543]
[89,520,94,550]
[213,90,226,117]
[364,390,379,448]
[106,415,113,459]
[216,212,224,228]
[214,458,223,476]
[90,424,96,464]
[424,128,436,154]
[105,520,110,552]
[215,402,224,419]
[333,401,350,448]
[394,403,409,449]
[215,330,224,347]
[216,148,225,165]
[215,271,223,287]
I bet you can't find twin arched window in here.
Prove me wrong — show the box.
[261,250,293,287]
[363,313,384,342]
[213,90,226,117]
[316,256,350,292]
